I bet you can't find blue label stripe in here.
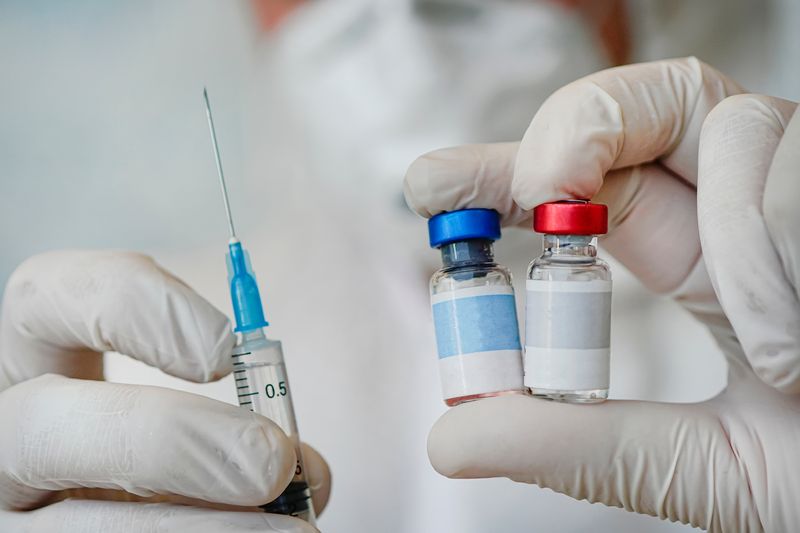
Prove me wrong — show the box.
[432,293,521,358]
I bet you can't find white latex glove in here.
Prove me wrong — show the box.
[404,57,799,532]
[0,251,331,532]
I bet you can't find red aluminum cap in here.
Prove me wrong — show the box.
[533,200,608,235]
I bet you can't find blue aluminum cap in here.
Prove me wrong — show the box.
[428,208,501,248]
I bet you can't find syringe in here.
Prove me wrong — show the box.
[203,88,317,524]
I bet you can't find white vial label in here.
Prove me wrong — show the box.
[524,279,611,391]
[431,285,524,400]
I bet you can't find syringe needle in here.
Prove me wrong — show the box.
[203,89,314,526]
[203,87,237,241]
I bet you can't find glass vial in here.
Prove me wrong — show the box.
[428,208,526,406]
[525,201,611,403]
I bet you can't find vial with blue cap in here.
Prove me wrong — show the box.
[428,208,527,406]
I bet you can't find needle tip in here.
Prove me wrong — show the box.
[202,87,237,240]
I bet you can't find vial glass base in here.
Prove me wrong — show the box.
[445,388,529,407]
[530,387,608,404]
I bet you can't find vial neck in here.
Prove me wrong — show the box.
[440,239,495,268]
[543,234,596,259]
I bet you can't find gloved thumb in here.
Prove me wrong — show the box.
[403,142,531,227]
[698,95,800,393]
[427,395,758,531]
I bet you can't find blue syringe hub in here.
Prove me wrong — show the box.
[226,240,269,332]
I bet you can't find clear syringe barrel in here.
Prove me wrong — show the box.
[232,328,317,524]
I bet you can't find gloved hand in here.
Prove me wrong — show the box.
[0,251,331,532]
[404,57,800,532]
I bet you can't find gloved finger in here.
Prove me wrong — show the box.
[512,57,744,210]
[763,108,800,297]
[698,94,800,393]
[0,500,317,533]
[300,443,332,516]
[0,250,235,389]
[428,395,759,532]
[0,374,296,511]
[595,163,718,313]
[403,142,531,226]
[49,442,333,517]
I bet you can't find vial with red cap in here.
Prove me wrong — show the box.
[525,200,612,403]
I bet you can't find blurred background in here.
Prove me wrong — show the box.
[0,0,798,531]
